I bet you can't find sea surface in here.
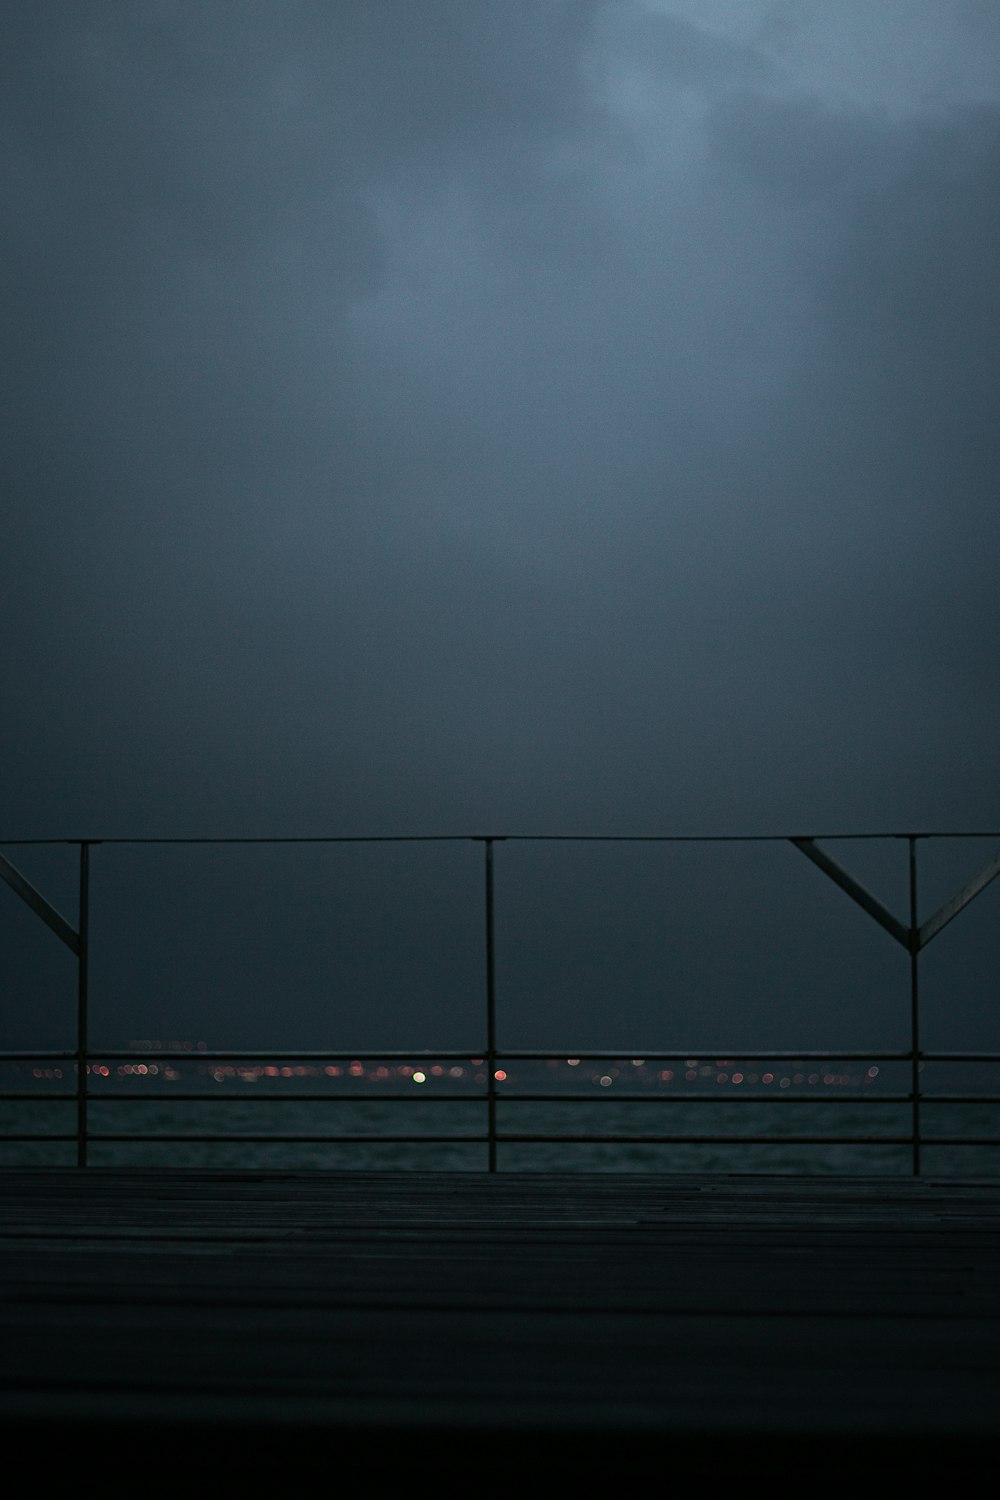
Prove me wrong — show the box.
[3,1082,1000,1177]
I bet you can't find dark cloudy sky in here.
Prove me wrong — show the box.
[3,3,999,1052]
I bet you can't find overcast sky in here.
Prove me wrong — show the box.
[3,0,999,842]
[3,3,1000,1052]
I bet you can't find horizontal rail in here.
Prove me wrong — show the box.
[0,1091,923,1104]
[4,831,1000,843]
[9,1093,1000,1105]
[8,1133,997,1148]
[0,1049,967,1063]
[9,1050,1000,1064]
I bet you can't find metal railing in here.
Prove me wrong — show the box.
[2,832,999,1174]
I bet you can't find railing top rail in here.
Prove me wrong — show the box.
[2,830,1000,846]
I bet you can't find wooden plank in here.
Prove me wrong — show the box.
[2,1167,1000,1487]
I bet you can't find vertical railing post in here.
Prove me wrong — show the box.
[908,835,921,1177]
[76,841,91,1168]
[483,837,497,1173]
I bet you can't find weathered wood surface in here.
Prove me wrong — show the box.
[2,1167,1000,1490]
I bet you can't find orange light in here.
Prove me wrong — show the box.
[494,1069,507,1082]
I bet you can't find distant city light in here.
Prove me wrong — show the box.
[15,1046,888,1173]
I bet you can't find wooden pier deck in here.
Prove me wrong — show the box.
[2,1167,1000,1492]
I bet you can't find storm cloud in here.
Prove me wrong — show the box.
[3,0,999,841]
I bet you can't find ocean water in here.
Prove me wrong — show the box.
[3,1092,1000,1176]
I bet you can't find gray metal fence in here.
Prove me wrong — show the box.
[1,833,999,1173]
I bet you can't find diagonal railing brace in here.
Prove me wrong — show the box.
[792,838,1000,954]
[0,851,80,953]
[918,849,1000,949]
[790,838,910,948]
